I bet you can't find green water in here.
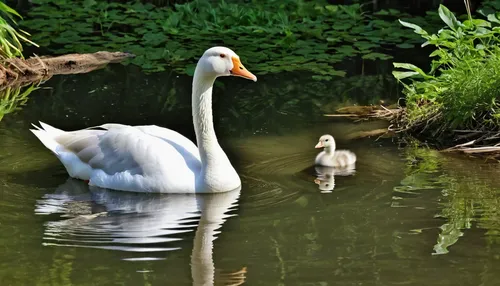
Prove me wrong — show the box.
[1,66,500,285]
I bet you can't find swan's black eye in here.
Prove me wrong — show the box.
[326,184,329,187]
[220,54,225,58]
[325,139,329,142]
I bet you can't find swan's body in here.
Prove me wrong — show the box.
[314,134,356,168]
[31,47,257,193]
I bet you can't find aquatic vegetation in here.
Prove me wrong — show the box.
[20,0,429,77]
[0,84,39,121]
[392,4,500,144]
[0,2,37,59]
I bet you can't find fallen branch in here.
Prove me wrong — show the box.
[0,51,134,89]
[345,128,394,140]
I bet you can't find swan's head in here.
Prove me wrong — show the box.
[197,46,257,82]
[315,134,336,149]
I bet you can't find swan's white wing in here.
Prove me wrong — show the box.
[133,125,201,162]
[31,122,201,193]
[95,123,201,163]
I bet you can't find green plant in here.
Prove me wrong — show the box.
[0,2,38,59]
[20,0,430,77]
[392,4,500,138]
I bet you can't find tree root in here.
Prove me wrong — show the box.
[0,51,134,89]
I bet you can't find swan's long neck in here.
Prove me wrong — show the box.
[192,70,227,167]
[192,65,241,192]
[192,72,216,146]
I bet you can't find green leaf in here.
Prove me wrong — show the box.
[374,9,389,16]
[312,75,333,81]
[335,45,357,56]
[353,41,378,50]
[332,22,353,30]
[474,27,492,36]
[396,43,414,49]
[398,20,428,36]
[362,52,392,60]
[0,2,22,19]
[326,37,340,43]
[438,5,461,31]
[393,62,432,78]
[476,44,485,50]
[325,5,338,13]
[471,19,491,27]
[429,49,445,57]
[487,14,500,24]
[392,71,419,80]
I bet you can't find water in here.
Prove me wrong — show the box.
[1,66,500,285]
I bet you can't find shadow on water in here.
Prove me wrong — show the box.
[1,64,500,285]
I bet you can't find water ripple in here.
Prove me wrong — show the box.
[35,178,240,259]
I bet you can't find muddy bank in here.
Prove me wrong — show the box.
[0,51,134,89]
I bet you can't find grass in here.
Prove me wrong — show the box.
[0,2,39,122]
[0,2,38,59]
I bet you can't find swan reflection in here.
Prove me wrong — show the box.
[35,178,246,285]
[314,166,355,193]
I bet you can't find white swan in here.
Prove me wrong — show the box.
[30,46,257,193]
[314,134,356,168]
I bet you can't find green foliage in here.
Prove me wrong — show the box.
[0,2,38,59]
[392,5,500,137]
[21,0,428,76]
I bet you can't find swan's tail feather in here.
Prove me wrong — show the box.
[30,121,69,156]
[80,123,125,131]
[30,128,60,156]
[39,121,65,135]
[31,123,42,131]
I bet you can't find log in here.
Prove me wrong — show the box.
[0,51,134,89]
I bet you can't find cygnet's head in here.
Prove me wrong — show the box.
[314,174,335,192]
[196,46,257,82]
[315,134,336,149]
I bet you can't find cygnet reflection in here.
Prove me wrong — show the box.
[314,165,356,193]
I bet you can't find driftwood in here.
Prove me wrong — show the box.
[0,51,134,89]
[325,104,401,120]
[345,128,395,140]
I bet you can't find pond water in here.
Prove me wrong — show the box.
[1,66,500,285]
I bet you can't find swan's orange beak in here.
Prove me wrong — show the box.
[315,142,324,148]
[231,57,257,82]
